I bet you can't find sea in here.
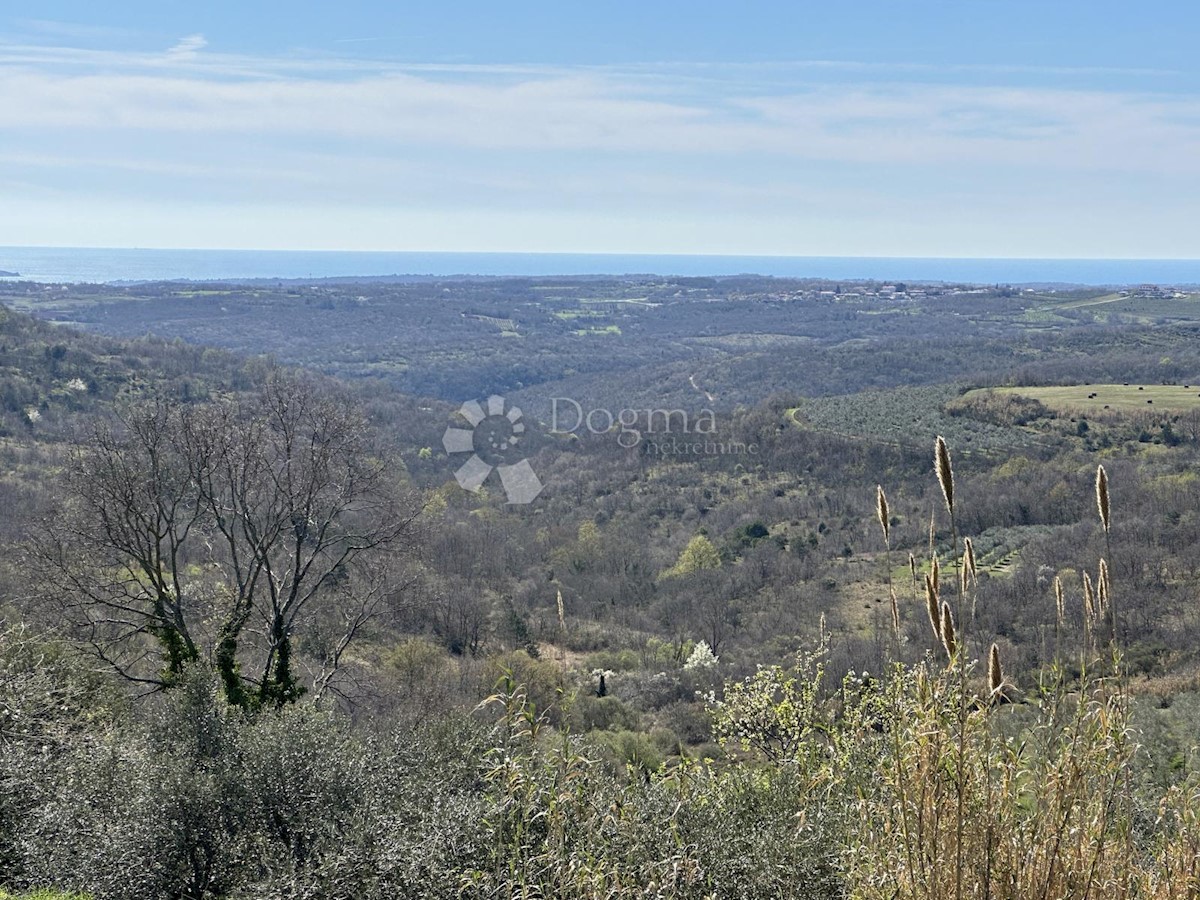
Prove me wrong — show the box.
[1,246,1199,287]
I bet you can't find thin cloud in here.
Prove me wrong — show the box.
[166,33,207,60]
[0,39,1181,86]
[14,19,138,41]
[1,58,1198,176]
[2,34,1199,256]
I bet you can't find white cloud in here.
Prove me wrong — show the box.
[1,38,1199,255]
[0,44,1198,175]
[165,33,206,60]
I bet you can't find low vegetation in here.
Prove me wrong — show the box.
[3,280,1200,896]
[3,432,1200,897]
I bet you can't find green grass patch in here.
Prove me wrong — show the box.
[1044,292,1126,310]
[552,309,603,320]
[1036,292,1200,324]
[976,383,1200,415]
[462,314,515,331]
[580,296,651,304]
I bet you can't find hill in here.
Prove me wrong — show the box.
[4,287,1200,896]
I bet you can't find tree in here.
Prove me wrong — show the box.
[32,375,425,707]
[659,533,721,580]
[692,571,742,655]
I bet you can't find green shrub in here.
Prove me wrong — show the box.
[582,648,640,672]
[572,694,640,732]
[590,728,664,775]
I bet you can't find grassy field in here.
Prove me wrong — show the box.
[973,383,1200,415]
[1034,291,1200,324]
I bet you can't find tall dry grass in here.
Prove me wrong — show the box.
[854,441,1200,900]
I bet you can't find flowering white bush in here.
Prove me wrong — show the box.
[683,640,719,670]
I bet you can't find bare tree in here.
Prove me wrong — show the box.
[32,375,425,706]
[34,398,205,689]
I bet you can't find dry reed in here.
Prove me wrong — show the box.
[1096,464,1111,534]
[988,643,1003,698]
[962,537,977,592]
[939,601,956,660]
[926,574,941,637]
[935,435,954,516]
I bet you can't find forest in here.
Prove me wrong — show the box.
[3,276,1200,897]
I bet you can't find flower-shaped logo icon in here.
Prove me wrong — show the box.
[442,395,544,504]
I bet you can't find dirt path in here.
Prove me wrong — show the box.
[688,373,716,403]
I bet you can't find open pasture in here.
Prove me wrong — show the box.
[976,383,1200,415]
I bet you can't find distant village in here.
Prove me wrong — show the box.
[732,280,1196,304]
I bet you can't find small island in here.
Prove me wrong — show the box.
[0,270,20,277]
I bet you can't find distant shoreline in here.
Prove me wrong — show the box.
[2,246,1199,288]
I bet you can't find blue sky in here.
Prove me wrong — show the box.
[2,1,1199,257]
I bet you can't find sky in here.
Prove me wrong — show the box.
[2,1,1200,258]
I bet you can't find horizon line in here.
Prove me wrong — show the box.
[3,245,1200,263]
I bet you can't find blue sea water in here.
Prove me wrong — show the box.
[1,246,1199,286]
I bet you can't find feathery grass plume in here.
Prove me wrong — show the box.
[1083,571,1096,622]
[1096,562,1109,618]
[556,589,566,633]
[890,586,901,634]
[1096,464,1110,534]
[931,555,940,595]
[962,537,977,590]
[988,643,1003,697]
[909,552,918,583]
[939,601,957,660]
[876,484,890,544]
[925,573,941,637]
[935,435,955,515]
[1054,576,1065,628]
[928,510,936,557]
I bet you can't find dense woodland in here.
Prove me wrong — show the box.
[4,277,1200,897]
